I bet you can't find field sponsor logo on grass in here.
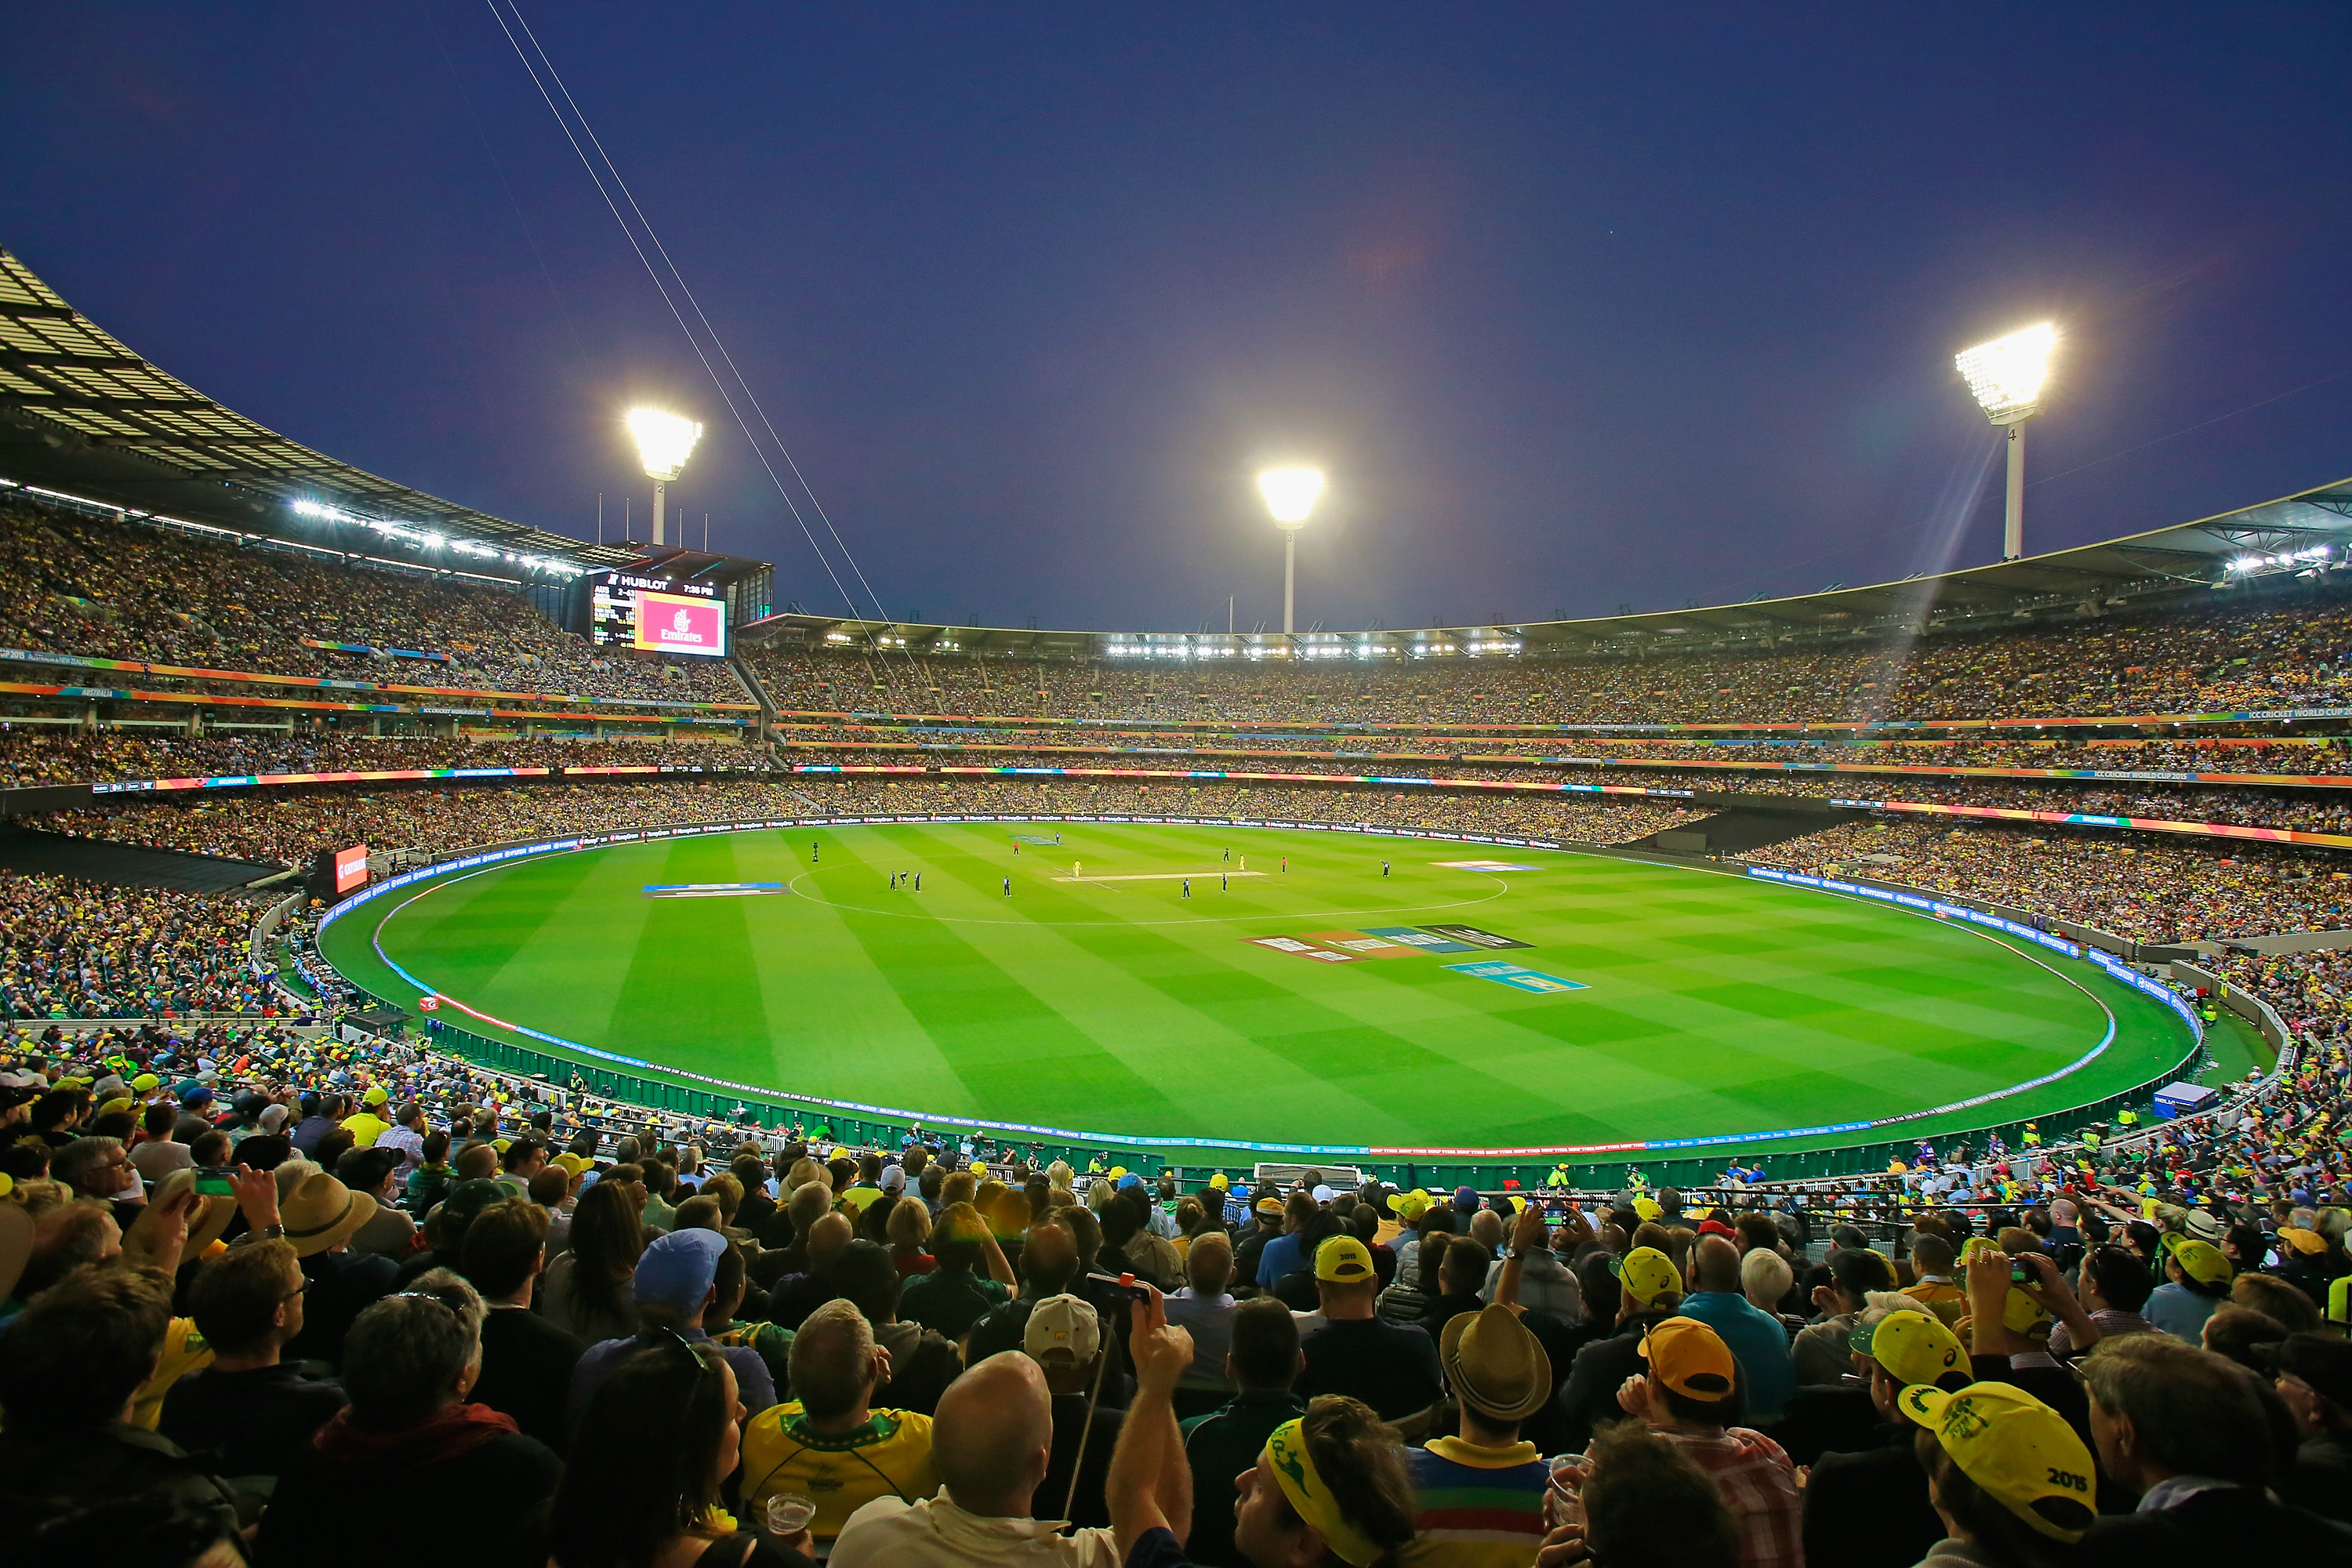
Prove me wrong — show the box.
[1421,924,1534,950]
[1248,936,1362,963]
[1444,960,1588,994]
[1011,833,1059,844]
[1300,930,1419,958]
[1433,859,1541,873]
[642,882,787,899]
[1359,926,1480,953]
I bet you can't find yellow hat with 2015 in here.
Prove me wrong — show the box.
[1899,1381,2097,1542]
[1315,1236,1377,1284]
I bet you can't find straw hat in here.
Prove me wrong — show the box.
[278,1171,376,1258]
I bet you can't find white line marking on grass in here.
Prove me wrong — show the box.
[1051,871,1268,883]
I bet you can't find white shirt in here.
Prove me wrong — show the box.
[829,1490,1119,1568]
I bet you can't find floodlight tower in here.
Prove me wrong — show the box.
[626,408,702,546]
[1258,466,1325,634]
[1954,324,2057,561]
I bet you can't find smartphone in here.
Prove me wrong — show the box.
[194,1166,238,1197]
[1084,1270,1152,1298]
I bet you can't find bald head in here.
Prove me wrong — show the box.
[934,1351,1054,1516]
[1694,1234,1744,1294]
[806,1211,854,1269]
[1018,1221,1079,1296]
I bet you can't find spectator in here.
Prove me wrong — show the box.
[1232,1193,1286,1288]
[1623,1317,1802,1568]
[2234,1271,2323,1335]
[1899,1234,1964,1327]
[539,1176,644,1344]
[1791,1247,1896,1385]
[550,1337,816,1568]
[1167,1229,1240,1410]
[1297,1236,1444,1425]
[2074,1333,2352,1562]
[2143,1236,2234,1344]
[160,1240,345,1479]
[1739,1248,1795,1325]
[461,1196,584,1451]
[901,1201,1015,1340]
[0,1261,239,1532]
[1895,1380,2098,1568]
[1110,1286,1417,1568]
[1553,1419,1740,1568]
[2049,1245,2154,1356]
[340,1086,392,1149]
[1025,1293,1124,1530]
[1479,1210,1581,1320]
[256,1271,562,1568]
[1254,1191,1316,1290]
[1678,1235,1795,1427]
[968,1219,1083,1363]
[337,1145,414,1258]
[888,1193,938,1276]
[129,1101,192,1185]
[1178,1298,1306,1567]
[405,1129,453,1214]
[1802,1307,1971,1568]
[1556,1246,1683,1453]
[2270,1332,2352,1523]
[830,1236,960,1417]
[568,1227,777,1427]
[831,1349,1120,1567]
[1399,1305,1552,1566]
[740,1299,939,1555]
[279,1169,397,1367]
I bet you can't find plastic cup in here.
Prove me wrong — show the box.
[765,1494,815,1536]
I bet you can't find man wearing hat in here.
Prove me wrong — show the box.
[281,1170,397,1367]
[1896,1378,2097,1565]
[2270,1332,2352,1524]
[2144,1232,2232,1342]
[1557,1245,1685,1453]
[568,1226,778,1424]
[1020,1294,1125,1529]
[1621,1316,1802,1568]
[340,1084,393,1149]
[1803,1306,1973,1568]
[1297,1235,1444,1424]
[1399,1305,1552,1566]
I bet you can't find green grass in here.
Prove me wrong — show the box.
[319,822,2198,1154]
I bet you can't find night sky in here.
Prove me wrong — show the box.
[5,5,2347,632]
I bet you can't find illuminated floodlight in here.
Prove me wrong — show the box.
[1954,323,2056,425]
[1953,323,2056,562]
[1258,466,1325,527]
[627,408,702,480]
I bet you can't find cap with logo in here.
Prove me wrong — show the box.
[1254,1195,1286,1218]
[1898,1381,2097,1542]
[2161,1234,2232,1287]
[1849,1308,1967,1390]
[1639,1316,1736,1401]
[1612,1246,1682,1308]
[1316,1236,1377,1284]
[1023,1293,1102,1366]
[1386,1188,1432,1220]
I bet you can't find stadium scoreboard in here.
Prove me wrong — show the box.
[589,570,729,658]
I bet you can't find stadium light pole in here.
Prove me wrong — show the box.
[1954,324,2057,562]
[1258,466,1325,634]
[627,408,702,547]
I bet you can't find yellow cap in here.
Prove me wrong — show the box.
[362,1085,388,1106]
[1209,1172,1229,1190]
[1315,1236,1377,1284]
[1386,1188,1432,1219]
[1898,1381,2096,1542]
[1850,1308,1966,1389]
[1639,1316,1737,1401]
[131,1073,160,1091]
[1613,1245,1682,1308]
[2278,1226,2326,1257]
[1632,1196,1663,1222]
[2163,1235,2231,1287]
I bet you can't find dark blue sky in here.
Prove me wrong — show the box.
[5,5,2347,631]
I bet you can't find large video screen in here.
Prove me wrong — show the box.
[590,579,729,658]
[334,843,369,895]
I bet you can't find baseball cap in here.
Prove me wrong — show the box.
[434,1178,510,1228]
[1022,1293,1101,1366]
[2278,1227,2327,1256]
[1440,1304,1553,1422]
[1118,1173,1143,1191]
[552,1152,592,1178]
[879,1165,906,1196]
[2162,1235,2231,1287]
[1613,1246,1682,1308]
[1697,1218,1739,1240]
[1632,1196,1663,1222]
[1639,1316,1736,1401]
[2269,1331,2352,1410]
[130,1073,159,1092]
[1315,1236,1377,1284]
[1453,1185,1479,1211]
[1209,1172,1229,1191]
[1311,1184,1334,1203]
[1254,1195,1285,1217]
[179,1084,213,1107]
[1849,1308,1967,1390]
[633,1227,728,1319]
[362,1085,388,1107]
[1386,1187,1432,1220]
[1898,1381,2097,1542]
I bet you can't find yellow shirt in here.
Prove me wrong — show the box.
[341,1112,392,1148]
[739,1404,938,1550]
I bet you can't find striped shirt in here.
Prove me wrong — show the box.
[1399,1436,1549,1568]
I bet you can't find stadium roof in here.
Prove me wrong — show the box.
[740,472,2352,659]
[0,247,641,572]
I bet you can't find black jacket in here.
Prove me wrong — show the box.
[1802,1425,1944,1568]
[2072,1485,2352,1567]
[1555,1311,1678,1453]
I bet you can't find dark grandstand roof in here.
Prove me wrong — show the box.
[742,473,2352,659]
[0,247,641,572]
